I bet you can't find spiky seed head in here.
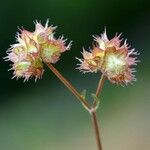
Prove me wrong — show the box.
[6,30,44,81]
[12,58,44,81]
[5,20,71,82]
[40,34,72,63]
[33,20,56,44]
[77,30,139,85]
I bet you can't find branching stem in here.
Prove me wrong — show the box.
[45,63,105,150]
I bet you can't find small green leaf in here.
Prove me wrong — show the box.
[81,89,87,99]
[91,94,100,110]
[91,93,100,102]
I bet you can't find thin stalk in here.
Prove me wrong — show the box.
[93,74,106,107]
[91,111,103,150]
[91,74,106,150]
[96,74,106,97]
[45,62,104,150]
[45,62,91,110]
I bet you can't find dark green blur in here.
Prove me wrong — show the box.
[0,0,150,150]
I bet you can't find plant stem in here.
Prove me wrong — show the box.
[96,74,106,97]
[45,62,91,110]
[91,111,103,150]
[45,62,104,150]
[91,74,106,150]
[93,74,106,107]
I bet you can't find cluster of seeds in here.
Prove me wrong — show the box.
[5,20,72,81]
[5,20,139,85]
[77,30,139,85]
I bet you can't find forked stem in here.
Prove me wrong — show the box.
[90,74,106,150]
[45,62,105,150]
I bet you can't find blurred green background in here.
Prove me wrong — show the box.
[0,0,150,150]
